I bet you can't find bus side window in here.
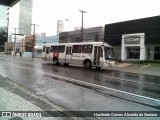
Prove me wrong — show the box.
[51,46,57,52]
[82,45,93,53]
[72,45,82,53]
[43,46,46,52]
[58,45,65,53]
[100,47,103,57]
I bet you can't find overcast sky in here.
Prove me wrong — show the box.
[28,0,160,36]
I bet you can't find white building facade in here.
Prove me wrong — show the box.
[121,33,146,61]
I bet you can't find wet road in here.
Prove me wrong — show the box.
[0,54,160,113]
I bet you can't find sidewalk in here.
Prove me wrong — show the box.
[108,62,160,76]
[0,75,72,120]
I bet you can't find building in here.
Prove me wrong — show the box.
[0,0,21,52]
[59,26,104,43]
[57,20,64,35]
[0,0,20,7]
[104,16,160,61]
[0,5,9,52]
[34,35,59,57]
[59,32,68,43]
[8,0,33,42]
[18,0,33,35]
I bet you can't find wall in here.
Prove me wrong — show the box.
[104,16,160,45]
[59,26,104,43]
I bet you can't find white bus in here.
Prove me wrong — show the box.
[41,42,115,69]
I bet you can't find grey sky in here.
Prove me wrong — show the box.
[14,0,160,36]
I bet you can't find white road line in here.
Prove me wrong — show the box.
[46,73,160,103]
[0,71,7,78]
[54,67,69,71]
[104,76,142,84]
[141,64,150,69]
[0,66,7,78]
[116,63,132,67]
[4,62,160,103]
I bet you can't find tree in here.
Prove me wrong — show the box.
[0,28,7,43]
[0,28,7,52]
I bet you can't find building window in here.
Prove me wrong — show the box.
[154,47,160,60]
[127,47,140,59]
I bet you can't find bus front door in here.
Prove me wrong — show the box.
[65,47,72,63]
[93,46,101,66]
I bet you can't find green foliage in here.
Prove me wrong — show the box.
[0,28,7,42]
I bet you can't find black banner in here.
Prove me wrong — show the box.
[0,111,160,118]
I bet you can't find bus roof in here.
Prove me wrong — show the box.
[43,42,112,47]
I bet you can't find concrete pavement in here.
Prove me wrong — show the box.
[0,75,74,120]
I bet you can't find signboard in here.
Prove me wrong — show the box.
[124,36,140,44]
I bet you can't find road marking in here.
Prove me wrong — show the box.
[4,62,160,103]
[0,66,7,78]
[104,76,142,84]
[116,63,132,67]
[141,64,150,69]
[0,71,7,78]
[54,67,69,71]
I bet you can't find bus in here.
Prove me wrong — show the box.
[41,42,115,69]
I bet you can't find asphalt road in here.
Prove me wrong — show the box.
[0,54,160,120]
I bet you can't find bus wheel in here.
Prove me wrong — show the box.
[84,60,91,69]
[53,58,58,65]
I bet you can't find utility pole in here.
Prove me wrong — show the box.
[13,28,18,56]
[31,24,39,60]
[79,10,87,42]
[6,8,9,43]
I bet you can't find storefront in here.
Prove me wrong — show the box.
[104,15,160,61]
[121,33,145,61]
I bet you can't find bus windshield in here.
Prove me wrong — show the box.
[104,47,115,60]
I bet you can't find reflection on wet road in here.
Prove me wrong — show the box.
[0,55,160,106]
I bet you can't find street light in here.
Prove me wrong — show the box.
[65,19,75,30]
[79,9,87,42]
